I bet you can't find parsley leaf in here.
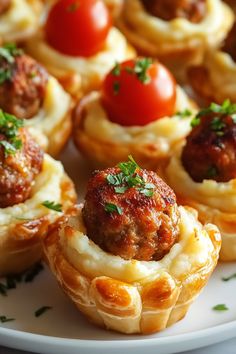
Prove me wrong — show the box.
[222,273,236,282]
[191,116,201,128]
[212,304,228,311]
[0,43,23,84]
[35,306,52,317]
[0,110,23,156]
[113,81,120,95]
[114,186,128,194]
[125,58,153,84]
[104,203,123,215]
[112,62,121,76]
[176,109,192,118]
[0,315,15,323]
[42,201,62,212]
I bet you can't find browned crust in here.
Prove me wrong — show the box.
[0,173,76,276]
[187,66,217,103]
[43,206,220,334]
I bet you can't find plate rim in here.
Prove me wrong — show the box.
[0,319,236,350]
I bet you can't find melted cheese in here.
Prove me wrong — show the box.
[82,87,195,152]
[60,206,218,283]
[26,28,134,89]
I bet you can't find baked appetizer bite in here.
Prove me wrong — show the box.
[117,0,234,78]
[44,156,221,334]
[0,0,42,44]
[161,100,236,261]
[188,22,236,104]
[0,43,72,156]
[26,0,135,97]
[0,111,76,276]
[73,57,197,169]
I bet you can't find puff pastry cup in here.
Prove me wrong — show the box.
[44,163,221,334]
[0,115,77,276]
[73,87,196,170]
[117,0,234,77]
[0,0,42,44]
[103,0,123,19]
[0,44,73,156]
[25,76,73,156]
[188,24,236,104]
[26,28,135,98]
[160,102,236,261]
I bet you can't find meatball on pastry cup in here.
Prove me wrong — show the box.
[26,28,135,98]
[161,142,236,262]
[117,0,233,77]
[0,153,76,276]
[73,87,196,169]
[44,200,220,334]
[25,76,73,156]
[0,0,42,43]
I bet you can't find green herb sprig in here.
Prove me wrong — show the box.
[0,43,23,84]
[222,273,236,282]
[35,306,52,317]
[42,201,62,212]
[0,110,23,156]
[212,304,229,311]
[176,109,192,119]
[104,203,123,215]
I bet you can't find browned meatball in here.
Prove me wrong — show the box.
[0,0,11,15]
[141,0,206,23]
[222,22,236,62]
[0,127,43,208]
[182,111,236,182]
[82,164,180,261]
[0,50,48,119]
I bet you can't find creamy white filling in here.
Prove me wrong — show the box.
[60,206,216,283]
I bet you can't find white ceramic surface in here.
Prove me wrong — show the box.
[0,143,235,354]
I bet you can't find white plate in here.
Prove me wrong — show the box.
[0,143,236,354]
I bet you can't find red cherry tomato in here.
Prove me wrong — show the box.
[101,59,177,126]
[45,0,112,57]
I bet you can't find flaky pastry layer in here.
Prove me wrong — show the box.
[25,76,72,156]
[117,0,233,72]
[73,87,196,169]
[0,0,42,43]
[162,143,236,261]
[188,50,236,103]
[26,28,135,97]
[44,205,220,334]
[0,154,76,276]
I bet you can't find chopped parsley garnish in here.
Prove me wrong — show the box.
[113,81,120,95]
[132,58,152,84]
[0,315,15,323]
[210,117,226,136]
[222,273,236,282]
[0,110,23,156]
[212,304,229,311]
[175,109,192,118]
[0,263,44,296]
[104,203,123,215]
[206,166,218,178]
[35,306,52,317]
[0,43,23,84]
[106,155,155,198]
[42,201,62,212]
[112,62,121,76]
[190,116,201,128]
[67,1,80,12]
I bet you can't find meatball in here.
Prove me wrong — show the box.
[82,165,180,261]
[0,128,43,208]
[141,0,206,23]
[222,22,236,62]
[182,111,236,182]
[0,0,11,15]
[0,53,48,119]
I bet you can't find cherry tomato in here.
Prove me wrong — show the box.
[45,0,112,57]
[101,58,177,126]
